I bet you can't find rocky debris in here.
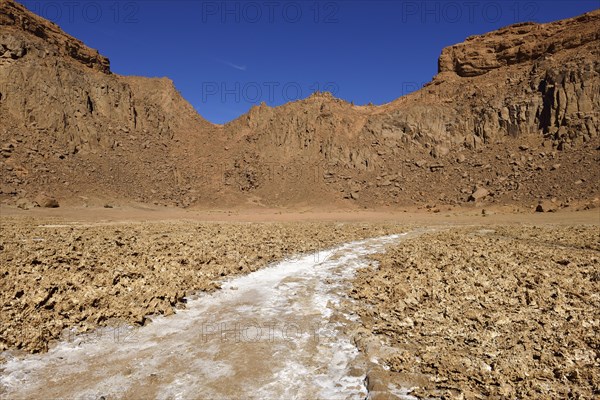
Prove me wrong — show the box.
[0,220,404,353]
[351,226,600,398]
[579,197,600,211]
[430,145,449,158]
[365,367,414,400]
[468,187,489,202]
[0,184,17,195]
[1,142,15,156]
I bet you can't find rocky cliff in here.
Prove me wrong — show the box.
[434,10,600,148]
[0,0,109,72]
[438,12,600,77]
[216,9,599,208]
[0,0,221,206]
[1,0,598,210]
[0,0,210,149]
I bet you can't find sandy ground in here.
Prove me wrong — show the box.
[1,204,598,224]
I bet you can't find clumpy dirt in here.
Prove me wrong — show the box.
[351,225,600,399]
[0,218,405,353]
[0,234,406,399]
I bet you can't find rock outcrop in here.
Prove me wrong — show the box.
[0,0,110,72]
[438,12,600,77]
[0,2,211,154]
[1,0,221,207]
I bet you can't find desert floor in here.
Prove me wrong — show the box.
[0,206,598,399]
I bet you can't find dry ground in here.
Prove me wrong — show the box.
[352,224,600,399]
[0,206,598,399]
[0,214,404,353]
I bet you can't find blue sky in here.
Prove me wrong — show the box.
[21,0,600,124]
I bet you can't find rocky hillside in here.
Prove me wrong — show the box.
[432,10,599,146]
[219,8,599,209]
[1,0,598,210]
[0,0,224,207]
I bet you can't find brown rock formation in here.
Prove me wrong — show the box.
[1,0,598,209]
[438,12,600,77]
[0,0,109,72]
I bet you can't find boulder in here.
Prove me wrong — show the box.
[468,188,489,202]
[16,198,31,210]
[430,145,449,158]
[535,201,557,213]
[34,193,59,208]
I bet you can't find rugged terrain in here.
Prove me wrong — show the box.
[1,2,599,398]
[352,225,600,399]
[0,217,404,353]
[1,0,598,209]
[1,211,598,399]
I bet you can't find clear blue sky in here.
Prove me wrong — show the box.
[21,0,600,124]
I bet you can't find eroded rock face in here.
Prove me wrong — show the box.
[438,12,600,77]
[0,0,110,72]
[536,60,600,147]
[0,30,209,153]
[225,92,377,171]
[0,1,220,207]
[1,0,212,159]
[0,0,598,208]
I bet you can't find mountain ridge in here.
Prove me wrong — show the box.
[1,0,598,210]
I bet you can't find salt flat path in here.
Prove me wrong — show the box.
[0,234,407,400]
